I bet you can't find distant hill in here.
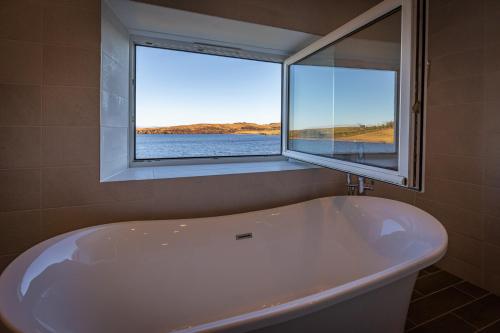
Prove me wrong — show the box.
[136,122,281,135]
[136,122,394,143]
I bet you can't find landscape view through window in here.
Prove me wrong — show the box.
[135,45,398,163]
[135,46,282,159]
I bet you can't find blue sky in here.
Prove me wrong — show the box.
[136,46,397,129]
[290,65,397,130]
[135,46,282,127]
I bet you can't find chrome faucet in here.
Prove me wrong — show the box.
[346,174,374,195]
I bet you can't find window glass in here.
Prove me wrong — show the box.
[287,10,401,170]
[135,46,282,159]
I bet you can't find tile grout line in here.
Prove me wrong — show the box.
[407,292,491,331]
[411,278,464,303]
[451,312,481,330]
[475,317,500,332]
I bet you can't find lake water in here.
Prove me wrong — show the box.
[136,134,396,169]
[136,134,281,159]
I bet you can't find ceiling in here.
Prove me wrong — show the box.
[134,0,384,36]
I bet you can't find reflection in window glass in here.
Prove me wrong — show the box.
[288,10,401,170]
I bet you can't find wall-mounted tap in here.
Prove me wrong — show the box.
[346,174,374,196]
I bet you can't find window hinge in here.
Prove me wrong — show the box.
[412,101,421,114]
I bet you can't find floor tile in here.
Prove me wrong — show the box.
[423,265,441,274]
[409,314,475,333]
[408,287,474,324]
[415,271,462,295]
[453,294,500,329]
[479,320,500,332]
[419,270,429,278]
[454,282,490,299]
[406,320,416,330]
[412,289,424,301]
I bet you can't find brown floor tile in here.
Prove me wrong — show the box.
[412,289,424,300]
[454,282,490,299]
[419,270,429,278]
[406,320,416,330]
[415,271,462,295]
[453,295,500,329]
[409,314,475,333]
[423,265,441,274]
[408,287,474,324]
[479,320,500,332]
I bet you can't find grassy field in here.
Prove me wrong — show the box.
[136,122,395,143]
[136,122,281,135]
[290,125,395,144]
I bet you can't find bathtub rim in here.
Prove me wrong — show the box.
[0,195,448,333]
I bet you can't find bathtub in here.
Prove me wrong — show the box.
[0,196,447,333]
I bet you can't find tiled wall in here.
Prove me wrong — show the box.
[368,0,500,295]
[1,0,499,297]
[100,1,130,179]
[0,0,346,274]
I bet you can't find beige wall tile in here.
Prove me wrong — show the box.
[428,0,482,35]
[429,20,483,59]
[485,215,500,248]
[437,255,483,287]
[0,210,40,254]
[426,103,483,157]
[417,178,482,213]
[0,84,41,126]
[425,154,483,185]
[41,200,152,238]
[150,172,331,219]
[483,186,500,218]
[481,104,500,158]
[484,70,500,102]
[42,45,99,86]
[485,157,500,188]
[0,126,40,169]
[427,76,483,107]
[484,44,500,73]
[0,40,42,85]
[484,243,500,277]
[0,169,40,212]
[41,126,98,167]
[447,231,483,267]
[42,0,100,11]
[0,0,43,42]
[42,166,154,208]
[484,4,500,46]
[415,198,483,240]
[368,181,416,204]
[42,4,99,48]
[429,49,483,83]
[42,86,98,126]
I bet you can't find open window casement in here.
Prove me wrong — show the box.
[282,0,426,189]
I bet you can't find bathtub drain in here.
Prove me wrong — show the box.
[235,232,253,240]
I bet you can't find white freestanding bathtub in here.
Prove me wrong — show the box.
[0,196,447,333]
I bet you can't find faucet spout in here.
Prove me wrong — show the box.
[346,174,374,195]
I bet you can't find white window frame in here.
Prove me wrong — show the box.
[128,35,287,167]
[282,0,426,189]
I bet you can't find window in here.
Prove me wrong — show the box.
[128,0,425,188]
[283,0,425,189]
[133,45,282,160]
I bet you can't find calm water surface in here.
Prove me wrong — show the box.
[136,134,281,159]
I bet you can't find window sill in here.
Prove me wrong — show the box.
[102,159,318,182]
